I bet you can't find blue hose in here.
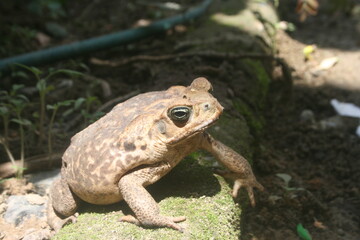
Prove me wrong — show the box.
[0,0,212,72]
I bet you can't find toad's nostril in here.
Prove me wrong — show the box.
[204,103,210,110]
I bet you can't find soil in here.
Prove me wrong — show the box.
[242,11,360,240]
[0,1,360,240]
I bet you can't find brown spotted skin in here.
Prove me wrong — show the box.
[47,77,263,232]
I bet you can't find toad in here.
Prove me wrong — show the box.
[47,77,263,232]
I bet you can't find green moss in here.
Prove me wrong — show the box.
[232,98,264,136]
[242,59,271,105]
[208,113,253,160]
[227,59,271,137]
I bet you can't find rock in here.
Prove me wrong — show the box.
[318,115,359,132]
[27,168,60,195]
[25,194,46,205]
[1,178,34,195]
[319,115,345,130]
[53,157,241,239]
[4,195,46,226]
[0,203,7,214]
[300,109,315,123]
[22,229,51,240]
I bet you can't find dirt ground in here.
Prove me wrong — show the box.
[242,11,360,240]
[1,1,360,240]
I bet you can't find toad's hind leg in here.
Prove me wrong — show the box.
[47,177,80,232]
[118,163,186,232]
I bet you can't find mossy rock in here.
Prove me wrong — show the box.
[53,157,241,240]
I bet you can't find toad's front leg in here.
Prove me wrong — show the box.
[200,132,264,206]
[118,162,186,231]
[47,177,80,232]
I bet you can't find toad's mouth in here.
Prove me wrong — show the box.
[167,113,220,146]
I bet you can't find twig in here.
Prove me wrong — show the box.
[0,152,62,179]
[90,51,277,67]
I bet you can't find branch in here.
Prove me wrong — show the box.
[90,51,277,67]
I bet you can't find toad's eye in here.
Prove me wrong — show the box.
[168,106,191,122]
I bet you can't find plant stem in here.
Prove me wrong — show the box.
[39,91,45,144]
[0,138,16,166]
[48,107,58,168]
[17,113,25,178]
[3,115,9,145]
[0,115,14,164]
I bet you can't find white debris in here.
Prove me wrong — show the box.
[330,99,360,137]
[316,57,339,71]
[330,99,360,118]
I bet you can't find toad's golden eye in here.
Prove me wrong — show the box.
[168,106,191,122]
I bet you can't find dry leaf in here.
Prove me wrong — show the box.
[314,218,327,229]
[296,0,319,22]
[133,19,151,27]
[35,32,51,47]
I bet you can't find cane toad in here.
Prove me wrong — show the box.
[47,77,263,232]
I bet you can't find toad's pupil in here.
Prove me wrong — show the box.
[170,107,190,121]
[174,110,187,118]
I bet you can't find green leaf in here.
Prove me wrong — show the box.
[14,63,43,76]
[11,165,27,171]
[11,118,32,126]
[11,84,25,94]
[62,108,75,117]
[284,186,305,191]
[81,109,90,118]
[36,79,47,92]
[47,104,57,110]
[11,71,30,80]
[58,99,74,107]
[47,100,73,110]
[10,98,27,108]
[0,90,9,97]
[78,63,90,72]
[46,69,83,80]
[86,96,98,102]
[0,106,9,115]
[297,224,312,240]
[17,94,29,102]
[22,119,32,126]
[46,85,55,93]
[32,111,39,119]
[74,98,85,109]
[276,173,292,186]
[91,111,105,121]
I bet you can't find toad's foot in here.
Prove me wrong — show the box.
[47,209,78,232]
[216,170,264,207]
[51,215,78,232]
[232,177,264,206]
[120,215,186,232]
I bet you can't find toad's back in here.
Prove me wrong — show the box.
[71,86,185,144]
